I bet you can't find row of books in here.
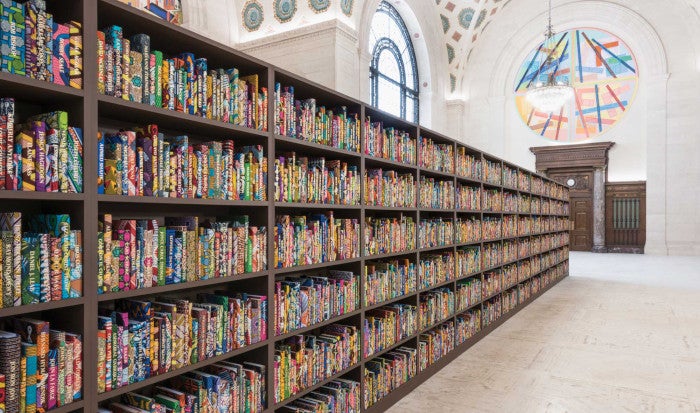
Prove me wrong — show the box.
[418,218,453,249]
[97,294,267,393]
[503,287,518,315]
[364,215,416,256]
[518,260,533,282]
[517,170,531,192]
[363,121,416,166]
[0,1,82,88]
[364,259,416,307]
[456,308,481,345]
[542,199,570,215]
[482,242,502,270]
[482,189,503,212]
[503,215,518,238]
[502,263,518,289]
[419,288,454,330]
[481,270,503,297]
[363,304,417,358]
[0,318,82,413]
[482,217,503,241]
[418,252,455,290]
[531,233,570,254]
[456,185,480,211]
[419,321,455,372]
[503,192,519,213]
[274,154,360,205]
[0,212,82,307]
[457,246,481,278]
[274,86,361,152]
[482,295,502,327]
[456,276,482,312]
[532,178,568,199]
[418,177,454,210]
[99,127,267,200]
[483,160,502,185]
[519,216,569,235]
[456,149,482,180]
[278,378,360,413]
[274,213,360,269]
[0,103,83,193]
[97,215,267,294]
[274,271,359,336]
[364,168,416,208]
[274,325,359,403]
[456,217,481,244]
[503,166,518,189]
[419,137,453,174]
[100,363,267,413]
[98,28,267,130]
[503,240,518,263]
[363,346,417,409]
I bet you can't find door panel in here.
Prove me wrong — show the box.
[571,197,592,251]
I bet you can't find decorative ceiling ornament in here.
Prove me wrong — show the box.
[308,0,330,13]
[341,0,354,16]
[524,0,574,114]
[242,0,264,31]
[274,0,297,23]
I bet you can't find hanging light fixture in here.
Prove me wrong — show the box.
[525,0,574,113]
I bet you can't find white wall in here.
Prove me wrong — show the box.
[461,0,700,255]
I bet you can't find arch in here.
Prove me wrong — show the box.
[369,2,420,121]
[358,0,448,129]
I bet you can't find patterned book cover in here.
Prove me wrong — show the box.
[97,131,105,194]
[31,121,47,192]
[0,99,14,190]
[131,34,150,103]
[37,233,49,303]
[69,230,81,297]
[163,58,174,110]
[46,127,60,191]
[64,333,81,400]
[97,30,106,94]
[105,25,123,97]
[154,50,163,107]
[194,58,207,117]
[63,339,73,404]
[148,52,156,105]
[42,11,52,81]
[26,111,68,192]
[68,21,82,89]
[0,0,26,75]
[0,212,21,307]
[104,134,124,195]
[18,130,37,192]
[128,51,143,102]
[48,330,65,406]
[105,42,115,96]
[24,0,41,78]
[51,21,69,86]
[22,342,37,412]
[122,130,137,196]
[46,348,57,408]
[66,126,83,193]
[0,373,5,411]
[121,38,130,100]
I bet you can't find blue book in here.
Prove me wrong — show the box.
[97,132,105,194]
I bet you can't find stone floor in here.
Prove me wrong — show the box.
[386,252,700,413]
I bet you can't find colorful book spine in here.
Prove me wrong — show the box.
[51,21,70,86]
[0,0,26,75]
[68,21,82,89]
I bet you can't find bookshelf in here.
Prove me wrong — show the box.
[0,0,570,411]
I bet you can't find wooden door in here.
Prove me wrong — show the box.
[570,197,593,250]
[547,170,594,252]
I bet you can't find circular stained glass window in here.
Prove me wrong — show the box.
[514,28,638,142]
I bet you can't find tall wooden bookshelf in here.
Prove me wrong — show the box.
[0,0,570,411]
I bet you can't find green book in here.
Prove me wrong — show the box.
[155,393,182,412]
[154,50,163,107]
[157,226,166,286]
[21,235,41,305]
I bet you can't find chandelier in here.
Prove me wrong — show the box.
[525,0,574,113]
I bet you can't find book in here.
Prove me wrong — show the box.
[0,0,26,75]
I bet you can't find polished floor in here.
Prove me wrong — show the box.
[387,252,700,413]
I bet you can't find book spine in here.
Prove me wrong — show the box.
[154,51,163,107]
[97,31,106,94]
[68,21,82,89]
[19,131,37,191]
[1,0,26,75]
[70,230,82,298]
[121,38,130,100]
[66,127,83,193]
[33,121,47,192]
[51,22,69,86]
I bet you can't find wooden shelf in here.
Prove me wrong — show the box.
[95,340,268,402]
[0,1,570,410]
[0,297,85,318]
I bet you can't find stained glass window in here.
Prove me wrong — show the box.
[514,28,638,142]
[369,1,419,122]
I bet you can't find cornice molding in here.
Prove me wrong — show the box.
[238,19,358,52]
[530,142,615,171]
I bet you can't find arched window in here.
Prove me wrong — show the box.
[369,1,419,123]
